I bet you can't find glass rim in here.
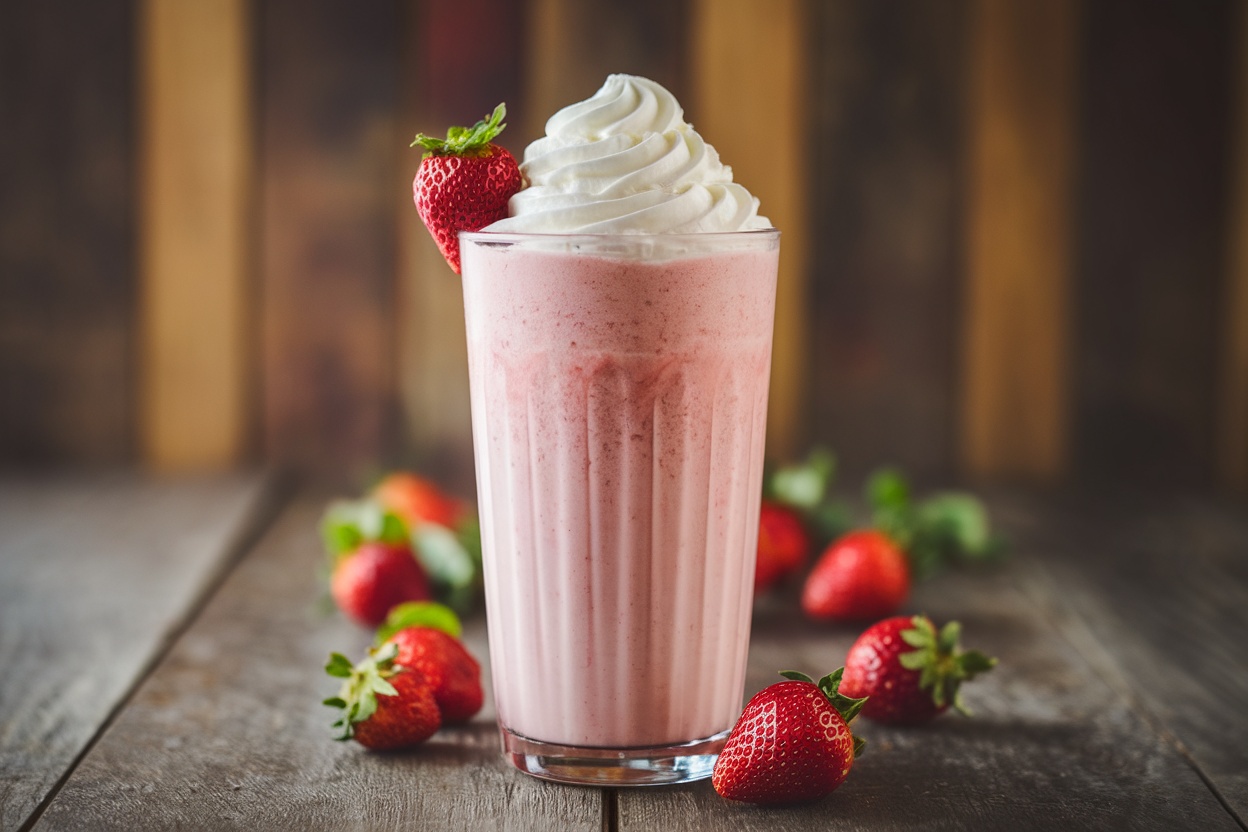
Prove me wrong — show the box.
[459,227,780,244]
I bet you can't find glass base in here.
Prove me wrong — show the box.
[499,726,728,786]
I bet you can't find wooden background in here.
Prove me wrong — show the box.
[3,0,1247,493]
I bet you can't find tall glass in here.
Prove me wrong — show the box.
[459,229,779,786]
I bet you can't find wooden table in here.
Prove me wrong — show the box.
[2,474,1246,831]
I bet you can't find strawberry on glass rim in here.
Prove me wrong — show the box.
[411,103,523,274]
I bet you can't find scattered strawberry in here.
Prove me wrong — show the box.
[841,615,997,725]
[802,530,910,622]
[373,472,466,530]
[330,541,432,628]
[411,103,523,274]
[713,669,867,805]
[755,500,811,593]
[324,643,441,750]
[384,627,483,724]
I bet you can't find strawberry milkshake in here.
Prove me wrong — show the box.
[460,75,777,785]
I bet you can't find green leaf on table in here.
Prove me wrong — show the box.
[320,498,408,559]
[767,448,836,510]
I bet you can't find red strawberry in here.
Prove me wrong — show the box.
[330,541,432,628]
[713,669,867,804]
[324,643,441,750]
[411,103,523,274]
[841,615,997,725]
[373,472,466,530]
[755,500,811,593]
[801,530,910,622]
[384,626,484,724]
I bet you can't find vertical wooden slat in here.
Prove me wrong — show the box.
[0,2,134,465]
[805,0,968,482]
[1074,1,1232,486]
[1221,2,1248,490]
[395,0,524,492]
[523,0,689,146]
[962,0,1078,480]
[691,0,809,460]
[259,2,400,478]
[138,0,250,470]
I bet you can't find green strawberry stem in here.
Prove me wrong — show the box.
[411,103,507,157]
[323,643,401,740]
[779,668,869,758]
[897,616,998,715]
[375,601,462,644]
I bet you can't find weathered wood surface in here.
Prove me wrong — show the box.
[619,519,1242,830]
[1012,494,1248,825]
[36,497,602,832]
[18,485,1248,830]
[0,474,272,832]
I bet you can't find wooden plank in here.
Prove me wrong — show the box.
[0,1,134,465]
[137,0,251,471]
[1014,494,1248,822]
[0,474,272,831]
[394,0,525,493]
[522,0,689,144]
[962,0,1078,480]
[1221,0,1248,491]
[620,506,1239,829]
[259,2,400,476]
[36,497,603,831]
[1073,0,1233,486]
[691,0,809,461]
[804,0,967,482]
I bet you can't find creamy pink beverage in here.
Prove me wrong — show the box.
[461,232,777,776]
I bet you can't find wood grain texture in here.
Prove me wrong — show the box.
[394,0,525,494]
[259,1,400,478]
[0,1,134,466]
[1073,0,1233,487]
[1012,494,1248,824]
[37,497,603,831]
[0,474,271,832]
[805,0,967,482]
[137,0,252,471]
[1221,0,1248,491]
[522,0,689,148]
[962,0,1078,481]
[691,0,809,460]
[621,514,1240,830]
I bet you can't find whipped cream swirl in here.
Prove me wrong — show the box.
[485,75,770,234]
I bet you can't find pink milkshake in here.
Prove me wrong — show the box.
[462,75,777,784]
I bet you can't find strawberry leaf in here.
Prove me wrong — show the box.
[375,601,463,644]
[852,736,868,758]
[768,448,836,510]
[779,670,814,684]
[323,642,403,740]
[325,653,353,678]
[411,103,508,157]
[321,499,408,560]
[898,617,997,716]
[817,668,869,725]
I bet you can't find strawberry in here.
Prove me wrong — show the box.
[801,530,910,622]
[324,643,441,750]
[841,615,997,725]
[330,541,432,628]
[411,103,523,274]
[373,472,466,530]
[712,669,867,805]
[384,626,484,724]
[755,500,811,593]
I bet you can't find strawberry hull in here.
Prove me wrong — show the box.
[460,231,778,783]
